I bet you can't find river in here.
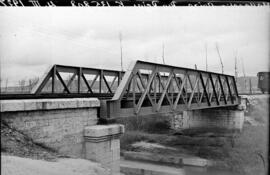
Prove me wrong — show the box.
[121,159,240,175]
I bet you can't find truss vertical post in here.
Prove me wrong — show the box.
[232,77,239,97]
[78,67,82,93]
[218,75,227,104]
[52,65,56,93]
[225,76,234,104]
[100,70,103,93]
[118,72,122,85]
[154,74,157,105]
[132,74,136,112]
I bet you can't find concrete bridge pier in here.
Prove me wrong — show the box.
[172,108,244,131]
[171,99,247,131]
[84,124,124,175]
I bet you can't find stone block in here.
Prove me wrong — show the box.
[84,124,124,175]
[111,139,120,150]
[0,98,100,112]
[0,100,24,112]
[84,124,124,137]
[182,157,208,167]
[112,148,120,161]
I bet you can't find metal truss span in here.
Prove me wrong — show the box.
[31,64,124,95]
[30,60,239,119]
[101,60,239,118]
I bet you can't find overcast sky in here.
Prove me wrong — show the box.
[0,7,269,86]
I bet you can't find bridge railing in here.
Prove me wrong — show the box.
[102,60,239,118]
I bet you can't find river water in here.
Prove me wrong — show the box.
[183,166,239,175]
[121,159,240,175]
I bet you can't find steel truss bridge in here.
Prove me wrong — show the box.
[1,60,240,119]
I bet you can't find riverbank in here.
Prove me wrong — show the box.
[120,95,268,175]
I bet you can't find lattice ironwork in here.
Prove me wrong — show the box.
[31,65,124,95]
[102,60,239,118]
[30,61,239,118]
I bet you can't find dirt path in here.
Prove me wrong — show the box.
[1,155,109,175]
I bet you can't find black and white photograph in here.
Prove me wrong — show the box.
[0,2,269,175]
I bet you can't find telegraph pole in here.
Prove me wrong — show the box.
[215,43,224,74]
[241,57,247,92]
[162,43,165,64]
[249,78,252,94]
[205,44,208,71]
[119,32,123,72]
[235,54,238,83]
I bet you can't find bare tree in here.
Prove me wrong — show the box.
[5,78,8,92]
[119,32,123,72]
[0,78,2,93]
[28,77,39,92]
[241,57,247,92]
[235,56,238,83]
[18,79,26,92]
[215,43,224,74]
[205,43,208,71]
[162,42,165,64]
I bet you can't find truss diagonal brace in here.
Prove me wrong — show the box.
[188,76,199,108]
[135,68,157,114]
[218,75,227,104]
[225,76,234,104]
[199,73,210,106]
[81,74,93,93]
[209,74,219,105]
[173,75,187,110]
[137,71,155,106]
[55,70,70,93]
[157,71,174,112]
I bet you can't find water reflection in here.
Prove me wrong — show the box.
[183,166,239,175]
[121,159,240,175]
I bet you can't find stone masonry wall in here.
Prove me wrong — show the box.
[0,98,100,158]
